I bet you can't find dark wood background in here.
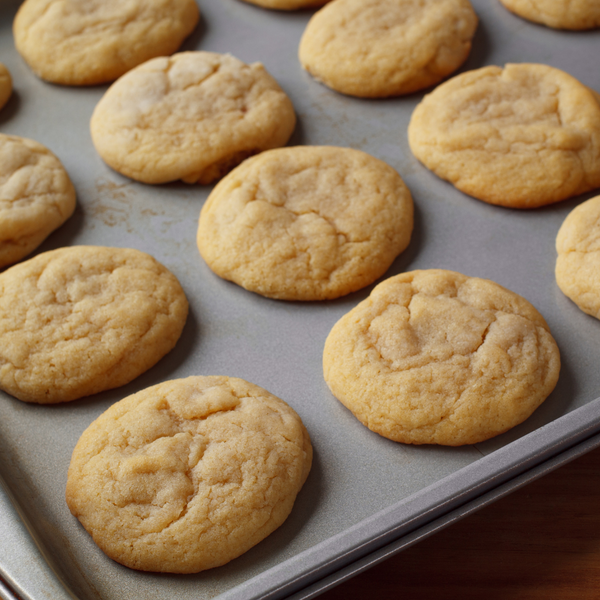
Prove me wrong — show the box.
[320,443,600,600]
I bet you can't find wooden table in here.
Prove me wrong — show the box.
[321,444,600,600]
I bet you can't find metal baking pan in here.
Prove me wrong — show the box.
[1,0,600,599]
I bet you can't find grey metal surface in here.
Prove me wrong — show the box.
[0,0,599,599]
[289,426,600,600]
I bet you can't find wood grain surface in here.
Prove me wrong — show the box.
[320,444,600,600]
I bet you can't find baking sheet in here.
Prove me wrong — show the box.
[1,0,600,599]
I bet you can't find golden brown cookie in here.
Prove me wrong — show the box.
[0,246,188,404]
[240,0,330,9]
[0,63,12,110]
[556,195,600,319]
[197,146,414,300]
[0,134,76,269]
[13,0,199,86]
[323,270,561,445]
[298,0,478,98]
[498,0,600,30]
[66,376,312,573]
[91,52,296,185]
[408,64,600,208]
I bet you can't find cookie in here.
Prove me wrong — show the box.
[556,195,600,319]
[298,0,478,98]
[0,63,11,110]
[498,0,600,30]
[0,246,188,404]
[323,270,560,446]
[13,0,200,86]
[197,146,414,300]
[240,0,330,9]
[91,52,296,185]
[408,64,600,208]
[0,134,76,269]
[66,376,312,573]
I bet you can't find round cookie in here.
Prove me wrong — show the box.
[91,52,296,185]
[556,195,600,319]
[323,270,561,446]
[298,0,478,98]
[13,0,200,86]
[66,376,312,573]
[240,0,330,9]
[0,246,188,404]
[408,63,600,208]
[197,146,414,300]
[0,134,76,269]
[498,0,600,30]
[0,63,12,110]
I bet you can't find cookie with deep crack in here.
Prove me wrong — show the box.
[0,246,188,404]
[91,51,296,185]
[0,63,11,110]
[498,0,600,30]
[13,0,199,85]
[197,146,414,300]
[298,0,478,98]
[556,195,600,319]
[323,269,560,445]
[408,63,600,208]
[0,134,76,269]
[66,376,312,573]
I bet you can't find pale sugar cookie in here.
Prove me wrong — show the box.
[498,0,600,30]
[556,195,600,319]
[197,146,414,300]
[66,376,312,573]
[0,246,188,404]
[0,63,11,110]
[298,0,478,98]
[323,270,560,445]
[0,134,76,269]
[13,0,199,85]
[408,64,600,208]
[91,52,296,185]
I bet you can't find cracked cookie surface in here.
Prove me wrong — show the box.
[323,270,560,445]
[556,195,600,319]
[66,376,313,573]
[498,0,600,30]
[197,146,414,300]
[13,0,199,85]
[408,63,600,208]
[91,51,296,185]
[0,246,188,404]
[298,0,478,98]
[0,134,76,268]
[0,63,11,110]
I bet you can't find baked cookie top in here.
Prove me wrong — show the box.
[298,0,478,98]
[556,195,600,319]
[323,270,560,445]
[0,246,188,404]
[197,146,414,300]
[0,63,11,111]
[408,63,600,208]
[240,0,330,10]
[66,376,312,573]
[13,0,200,86]
[91,52,296,185]
[499,0,600,30]
[0,134,76,269]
